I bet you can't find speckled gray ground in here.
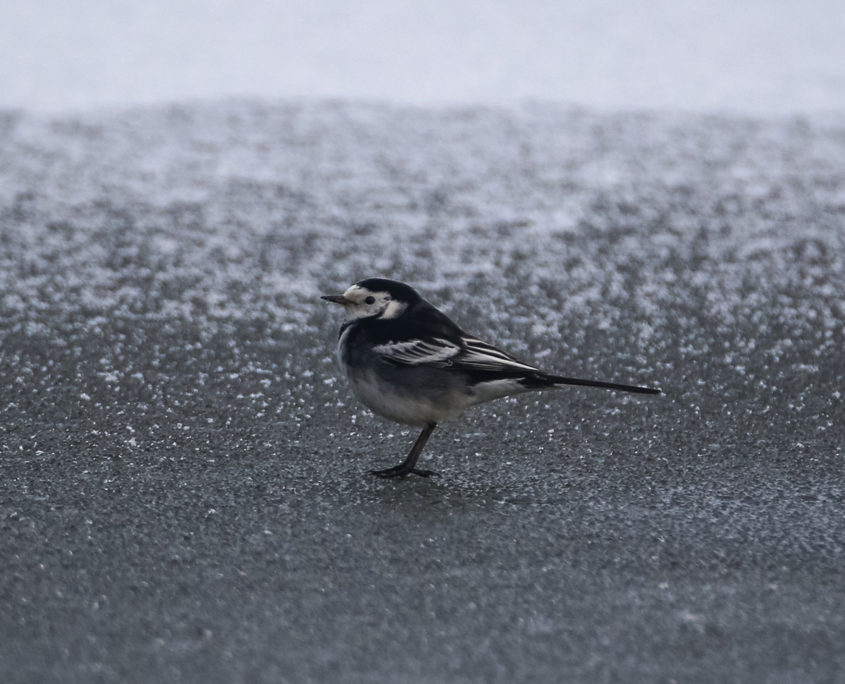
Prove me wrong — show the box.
[1,102,844,683]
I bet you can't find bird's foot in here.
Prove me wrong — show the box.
[370,465,440,479]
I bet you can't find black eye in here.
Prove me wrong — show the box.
[364,296,375,305]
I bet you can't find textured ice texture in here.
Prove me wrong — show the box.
[1,102,843,682]
[2,103,843,414]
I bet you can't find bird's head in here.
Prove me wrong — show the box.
[321,278,421,320]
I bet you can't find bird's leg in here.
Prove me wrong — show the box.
[371,423,439,478]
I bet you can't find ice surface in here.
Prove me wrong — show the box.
[2,104,843,373]
[1,101,843,681]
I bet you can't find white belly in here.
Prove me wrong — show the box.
[347,370,464,426]
[345,368,528,427]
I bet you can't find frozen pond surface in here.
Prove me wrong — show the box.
[1,101,844,682]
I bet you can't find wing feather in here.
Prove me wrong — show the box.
[373,334,539,374]
[373,338,461,366]
[458,336,540,372]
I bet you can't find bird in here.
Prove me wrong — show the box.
[322,278,660,479]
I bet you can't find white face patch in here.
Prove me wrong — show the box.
[380,299,408,319]
[340,285,402,320]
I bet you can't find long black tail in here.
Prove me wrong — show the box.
[541,374,661,395]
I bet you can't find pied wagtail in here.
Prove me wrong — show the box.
[323,278,660,479]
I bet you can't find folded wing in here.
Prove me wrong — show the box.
[373,335,539,374]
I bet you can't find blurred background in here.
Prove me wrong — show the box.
[2,0,844,115]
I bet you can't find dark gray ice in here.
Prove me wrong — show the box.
[1,102,843,683]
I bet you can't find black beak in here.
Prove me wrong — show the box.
[321,294,349,305]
